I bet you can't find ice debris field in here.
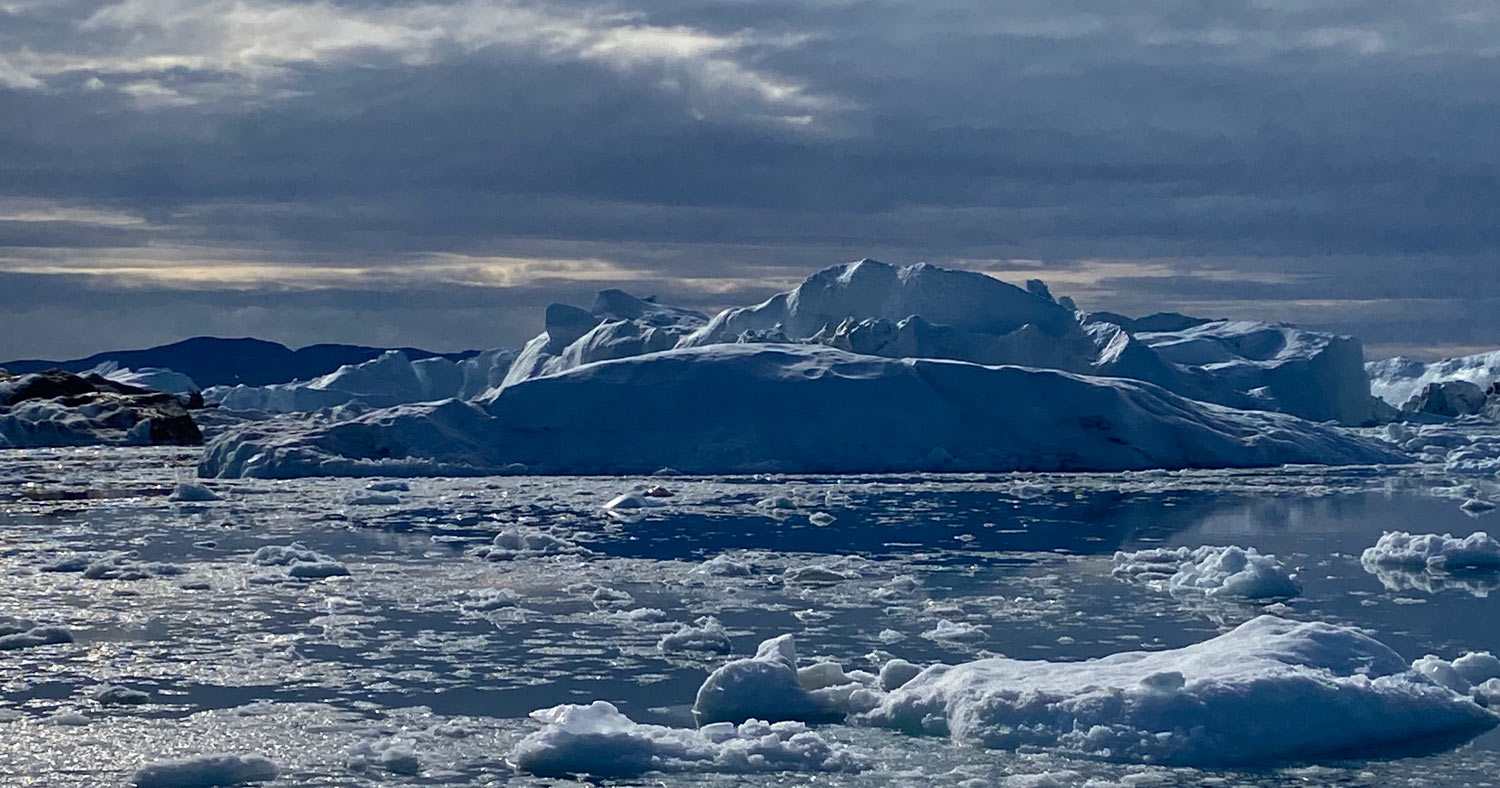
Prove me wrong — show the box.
[6,261,1500,785]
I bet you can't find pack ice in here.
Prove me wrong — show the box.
[197,260,1404,478]
[858,616,1498,766]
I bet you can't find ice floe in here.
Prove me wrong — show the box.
[510,700,866,778]
[1112,545,1302,600]
[131,753,278,787]
[858,615,1498,766]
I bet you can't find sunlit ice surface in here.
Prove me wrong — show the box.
[3,447,1500,786]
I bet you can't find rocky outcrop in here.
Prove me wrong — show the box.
[0,369,202,448]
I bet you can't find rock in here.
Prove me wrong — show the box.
[1403,380,1488,417]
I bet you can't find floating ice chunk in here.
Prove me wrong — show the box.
[248,543,350,579]
[366,480,410,492]
[461,588,520,612]
[91,685,151,705]
[695,554,752,577]
[1412,652,1500,706]
[879,659,923,691]
[0,625,72,651]
[859,615,1499,766]
[809,511,837,527]
[659,616,732,654]
[349,739,421,775]
[49,710,90,726]
[1361,531,1500,571]
[1112,545,1301,600]
[1462,498,1498,514]
[693,635,858,725]
[168,482,221,502]
[479,527,589,560]
[287,560,352,579]
[922,620,988,642]
[131,753,278,787]
[783,565,859,585]
[82,554,187,581]
[345,491,400,506]
[510,700,865,778]
[756,496,796,511]
[39,554,95,573]
[603,492,664,511]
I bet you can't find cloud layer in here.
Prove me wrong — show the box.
[2,0,1498,359]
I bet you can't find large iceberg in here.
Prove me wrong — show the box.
[858,615,1498,766]
[502,260,1387,426]
[198,343,1403,478]
[205,348,516,413]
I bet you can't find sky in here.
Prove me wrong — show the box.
[2,0,1498,362]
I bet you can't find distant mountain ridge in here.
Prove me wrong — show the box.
[1,337,478,388]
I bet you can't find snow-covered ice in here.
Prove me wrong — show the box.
[130,753,278,787]
[510,700,865,778]
[200,344,1404,478]
[1112,545,1302,600]
[860,615,1498,766]
[1361,531,1500,571]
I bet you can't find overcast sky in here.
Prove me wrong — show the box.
[2,0,1497,361]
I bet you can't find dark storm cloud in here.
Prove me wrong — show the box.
[1,0,1497,360]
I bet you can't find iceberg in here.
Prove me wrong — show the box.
[205,348,516,413]
[510,700,865,778]
[502,260,1388,425]
[199,344,1404,478]
[1369,349,1500,409]
[858,616,1498,766]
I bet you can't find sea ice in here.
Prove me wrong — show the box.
[659,616,733,654]
[858,616,1498,766]
[248,543,350,579]
[1361,531,1500,571]
[131,753,279,788]
[168,482,221,502]
[510,700,866,778]
[1112,545,1301,600]
[693,634,869,725]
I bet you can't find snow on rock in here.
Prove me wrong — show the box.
[1112,545,1302,600]
[131,753,278,787]
[1360,531,1500,572]
[86,361,200,397]
[205,348,517,413]
[658,616,733,654]
[1369,349,1500,409]
[1400,380,1490,417]
[248,543,350,579]
[0,369,202,448]
[168,482,221,502]
[475,527,590,560]
[510,700,865,778]
[858,615,1498,766]
[693,634,872,725]
[200,344,1405,479]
